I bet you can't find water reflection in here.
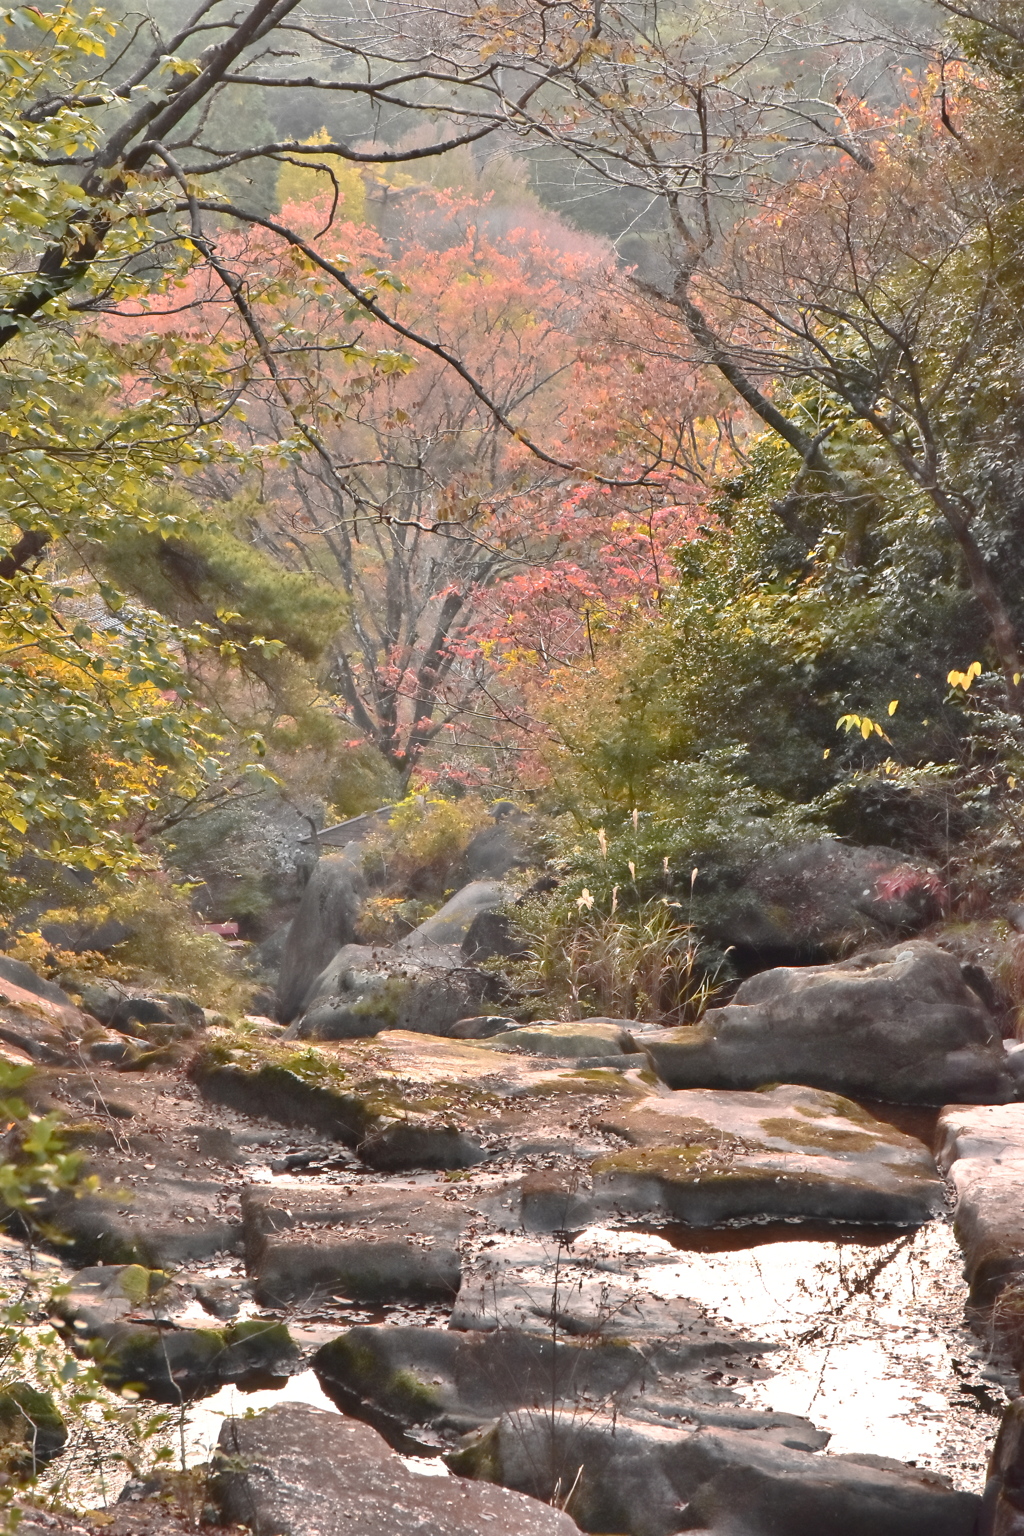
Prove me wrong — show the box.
[186,1368,339,1465]
[635,1218,1002,1489]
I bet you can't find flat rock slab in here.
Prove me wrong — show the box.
[242,1183,491,1307]
[452,1227,705,1339]
[937,1103,1024,1363]
[38,1135,242,1267]
[593,1084,945,1226]
[190,1034,382,1144]
[645,941,1013,1106]
[210,1402,581,1536]
[194,1029,652,1171]
[451,1409,980,1536]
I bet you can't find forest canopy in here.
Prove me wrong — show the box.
[1,0,1023,970]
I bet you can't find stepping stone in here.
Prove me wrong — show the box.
[593,1084,944,1226]
[210,1401,582,1535]
[482,1019,639,1059]
[242,1184,478,1308]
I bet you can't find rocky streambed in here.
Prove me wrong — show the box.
[4,935,1024,1533]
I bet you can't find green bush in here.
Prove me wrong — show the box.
[361,793,492,899]
[12,874,252,1014]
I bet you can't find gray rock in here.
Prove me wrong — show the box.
[78,980,125,1025]
[592,1083,945,1227]
[255,921,291,974]
[979,1397,1024,1536]
[357,1121,486,1172]
[190,1038,380,1144]
[38,917,132,954]
[55,1265,297,1402]
[38,1137,243,1267]
[398,880,507,950]
[452,1410,979,1536]
[314,1321,816,1455]
[462,909,529,962]
[276,848,366,1022]
[252,1231,461,1309]
[0,956,72,1008]
[707,838,943,956]
[646,941,1013,1106]
[937,1103,1024,1362]
[485,1020,638,1059]
[108,993,204,1041]
[448,1014,518,1039]
[465,811,531,880]
[242,1185,470,1309]
[210,1402,581,1536]
[288,943,494,1040]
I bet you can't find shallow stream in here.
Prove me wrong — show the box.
[177,1214,1008,1493]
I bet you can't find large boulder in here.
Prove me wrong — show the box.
[452,1410,979,1536]
[0,956,73,1009]
[192,1028,655,1163]
[209,1402,582,1536]
[276,848,366,1022]
[286,942,495,1040]
[645,941,1015,1106]
[313,1319,806,1453]
[703,838,943,959]
[397,880,506,950]
[464,804,532,879]
[979,1397,1024,1536]
[592,1083,945,1226]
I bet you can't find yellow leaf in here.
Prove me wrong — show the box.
[1009,776,1018,790]
[888,700,898,716]
[823,747,831,759]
